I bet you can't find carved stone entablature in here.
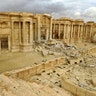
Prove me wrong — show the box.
[0,34,8,38]
[0,21,9,28]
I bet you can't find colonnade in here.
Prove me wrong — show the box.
[52,21,93,43]
[12,20,33,45]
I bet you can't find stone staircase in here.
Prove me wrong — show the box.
[0,74,72,96]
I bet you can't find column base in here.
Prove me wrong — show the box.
[11,46,20,52]
[64,39,70,44]
[20,44,33,52]
[78,40,82,43]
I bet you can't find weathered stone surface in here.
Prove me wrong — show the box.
[91,78,96,87]
[0,74,73,96]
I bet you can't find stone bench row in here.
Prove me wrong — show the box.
[4,57,66,80]
[62,76,96,96]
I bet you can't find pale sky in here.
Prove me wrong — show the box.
[0,0,96,21]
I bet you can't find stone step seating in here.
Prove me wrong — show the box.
[0,74,72,96]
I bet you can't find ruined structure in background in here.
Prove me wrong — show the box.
[52,18,95,44]
[0,12,96,52]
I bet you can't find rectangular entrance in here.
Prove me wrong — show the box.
[41,29,46,40]
[1,37,8,50]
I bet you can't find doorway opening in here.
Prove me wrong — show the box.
[1,37,8,50]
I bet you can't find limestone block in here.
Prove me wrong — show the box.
[86,90,96,96]
[45,60,54,70]
[76,85,86,96]
[36,63,45,74]
[58,57,66,65]
[18,72,24,79]
[22,70,29,79]
[10,73,18,78]
[91,78,96,87]
[53,59,59,67]
[29,66,37,76]
[61,79,77,95]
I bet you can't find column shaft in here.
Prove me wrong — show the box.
[85,25,87,41]
[8,35,11,51]
[30,21,33,44]
[12,21,15,45]
[22,21,26,44]
[58,24,60,39]
[19,22,21,44]
[81,25,83,42]
[70,24,73,42]
[0,40,1,52]
[78,25,80,42]
[46,29,48,40]
[37,17,41,41]
[54,24,55,39]
[90,26,92,40]
[49,18,52,40]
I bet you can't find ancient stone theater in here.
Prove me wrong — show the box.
[1,12,96,96]
[0,12,96,52]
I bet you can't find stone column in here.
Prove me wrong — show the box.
[37,16,41,41]
[90,25,92,41]
[67,24,70,41]
[67,24,69,43]
[11,21,15,46]
[69,25,71,43]
[30,21,33,44]
[69,24,73,43]
[65,24,68,43]
[73,25,76,43]
[85,25,87,41]
[70,24,73,43]
[22,20,26,44]
[66,24,68,39]
[81,25,84,42]
[82,25,84,42]
[64,24,66,40]
[46,29,48,40]
[49,18,52,40]
[73,25,75,42]
[0,39,1,53]
[8,35,11,51]
[63,24,65,40]
[78,25,80,42]
[19,22,21,44]
[53,24,55,39]
[80,25,82,42]
[58,24,60,39]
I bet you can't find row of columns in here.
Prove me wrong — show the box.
[52,23,86,43]
[12,20,33,46]
[11,17,52,51]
